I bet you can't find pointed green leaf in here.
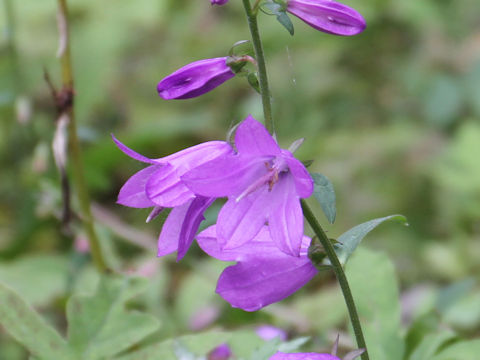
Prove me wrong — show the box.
[335,215,407,265]
[67,275,160,360]
[0,281,71,360]
[311,173,337,224]
[346,248,404,360]
[276,12,294,35]
[247,72,261,93]
[431,340,480,360]
[409,331,456,360]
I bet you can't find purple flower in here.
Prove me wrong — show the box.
[183,115,313,256]
[207,343,232,360]
[157,57,235,100]
[113,135,232,260]
[197,225,317,311]
[286,0,366,36]
[270,353,340,360]
[211,0,229,5]
[256,325,288,341]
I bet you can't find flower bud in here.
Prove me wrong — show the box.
[211,0,229,5]
[286,0,366,36]
[157,57,235,100]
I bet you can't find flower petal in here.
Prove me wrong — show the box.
[216,255,317,311]
[217,186,272,248]
[160,141,232,173]
[157,202,191,258]
[146,163,195,207]
[235,115,281,157]
[197,225,286,262]
[176,196,215,260]
[182,154,270,197]
[117,165,159,208]
[268,176,304,256]
[112,135,157,164]
[282,150,314,198]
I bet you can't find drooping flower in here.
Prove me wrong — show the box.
[211,0,229,5]
[197,225,318,311]
[183,115,313,256]
[157,57,235,100]
[286,0,366,36]
[113,135,232,260]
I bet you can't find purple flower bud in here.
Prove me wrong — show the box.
[211,0,229,5]
[157,57,235,100]
[286,0,366,36]
[256,325,288,341]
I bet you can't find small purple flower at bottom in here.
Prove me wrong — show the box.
[197,225,317,311]
[211,0,229,5]
[183,115,314,257]
[157,57,235,100]
[270,351,364,360]
[207,343,232,360]
[113,135,232,260]
[286,0,366,36]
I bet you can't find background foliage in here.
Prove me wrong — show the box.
[0,0,479,359]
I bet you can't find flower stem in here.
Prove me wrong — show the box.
[301,200,369,360]
[57,0,107,273]
[241,0,275,135]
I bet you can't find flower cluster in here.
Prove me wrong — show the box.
[115,116,316,310]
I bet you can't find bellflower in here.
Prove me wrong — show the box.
[113,135,232,260]
[270,351,364,360]
[211,0,229,5]
[207,343,232,360]
[183,115,313,256]
[157,57,235,100]
[197,225,318,311]
[286,0,366,36]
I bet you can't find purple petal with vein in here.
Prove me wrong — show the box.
[235,115,281,156]
[117,165,159,208]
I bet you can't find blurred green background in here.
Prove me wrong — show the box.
[1,0,480,359]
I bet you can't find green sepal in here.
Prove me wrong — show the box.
[226,56,248,74]
[247,72,261,93]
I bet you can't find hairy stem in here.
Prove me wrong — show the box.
[241,0,275,135]
[301,200,369,360]
[57,0,107,273]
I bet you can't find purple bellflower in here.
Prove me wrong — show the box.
[211,0,229,5]
[157,57,235,100]
[207,343,233,360]
[113,135,232,260]
[286,0,366,36]
[256,325,288,341]
[183,115,314,256]
[197,225,318,311]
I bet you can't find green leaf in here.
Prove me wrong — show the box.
[431,340,480,360]
[0,281,71,360]
[409,331,456,360]
[346,248,404,360]
[114,330,261,360]
[0,255,69,307]
[311,173,337,224]
[276,12,294,35]
[67,275,160,360]
[335,215,407,265]
[247,72,261,94]
[278,337,310,352]
[249,338,281,360]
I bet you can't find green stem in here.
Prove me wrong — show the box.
[241,0,275,135]
[301,200,369,360]
[57,0,107,273]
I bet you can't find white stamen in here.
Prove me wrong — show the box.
[288,138,305,153]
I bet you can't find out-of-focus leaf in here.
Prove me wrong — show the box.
[115,330,262,360]
[435,278,475,313]
[431,340,480,360]
[424,75,462,127]
[409,331,456,360]
[335,215,407,265]
[312,173,336,224]
[404,312,441,358]
[249,338,281,360]
[67,275,160,360]
[346,248,404,360]
[277,337,310,352]
[0,281,71,360]
[442,290,480,331]
[0,255,69,306]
